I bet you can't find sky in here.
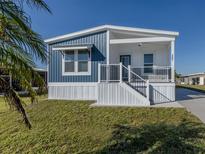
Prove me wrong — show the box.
[25,0,205,75]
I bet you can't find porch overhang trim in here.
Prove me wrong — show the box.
[110,37,175,44]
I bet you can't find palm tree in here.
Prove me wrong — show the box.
[0,0,51,129]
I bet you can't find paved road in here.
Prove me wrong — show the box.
[176,88,205,123]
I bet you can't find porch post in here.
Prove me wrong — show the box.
[120,62,122,83]
[128,65,131,83]
[98,63,101,83]
[106,30,110,64]
[171,41,175,82]
[146,80,149,102]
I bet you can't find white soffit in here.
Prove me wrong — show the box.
[110,37,175,44]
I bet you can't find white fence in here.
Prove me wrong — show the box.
[131,66,172,82]
[99,64,121,82]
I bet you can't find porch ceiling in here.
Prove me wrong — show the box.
[110,30,156,39]
[110,41,170,47]
[110,37,175,45]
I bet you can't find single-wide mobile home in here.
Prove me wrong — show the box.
[181,72,205,85]
[45,25,179,106]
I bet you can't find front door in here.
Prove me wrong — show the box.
[120,55,131,81]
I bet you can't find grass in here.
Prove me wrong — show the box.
[0,97,205,153]
[177,84,205,93]
[0,95,46,112]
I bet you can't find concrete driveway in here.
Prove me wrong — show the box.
[176,88,205,123]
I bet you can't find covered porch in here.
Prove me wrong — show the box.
[103,29,175,83]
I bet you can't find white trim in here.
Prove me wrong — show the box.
[52,46,90,51]
[106,30,110,64]
[62,49,91,76]
[45,25,107,43]
[45,25,179,44]
[128,65,131,83]
[171,41,175,82]
[108,25,179,36]
[98,63,101,83]
[110,37,175,44]
[48,82,97,86]
[47,44,49,83]
[62,62,91,76]
[146,80,149,101]
[119,62,122,83]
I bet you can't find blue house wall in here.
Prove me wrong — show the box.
[48,31,107,82]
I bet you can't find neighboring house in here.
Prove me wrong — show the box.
[181,72,205,85]
[32,68,48,87]
[45,25,179,106]
[0,67,47,92]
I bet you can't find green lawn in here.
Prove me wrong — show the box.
[177,84,205,93]
[0,97,205,153]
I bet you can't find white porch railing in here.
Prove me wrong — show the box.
[99,64,121,82]
[131,66,172,82]
[98,63,149,98]
[123,65,148,97]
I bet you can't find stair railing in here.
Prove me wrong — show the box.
[98,63,149,100]
[126,65,149,98]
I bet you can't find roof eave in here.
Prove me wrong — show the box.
[44,25,108,44]
[107,25,179,36]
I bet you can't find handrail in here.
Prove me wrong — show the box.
[131,66,171,69]
[130,70,147,82]
[99,63,149,98]
[101,64,120,66]
[122,64,147,82]
[122,64,148,97]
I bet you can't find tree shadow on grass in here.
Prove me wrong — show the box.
[96,121,205,154]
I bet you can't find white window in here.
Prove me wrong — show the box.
[78,50,89,72]
[144,54,153,73]
[64,50,75,73]
[62,49,91,75]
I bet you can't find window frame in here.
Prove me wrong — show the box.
[143,53,154,74]
[77,49,90,73]
[63,50,75,73]
[62,49,91,76]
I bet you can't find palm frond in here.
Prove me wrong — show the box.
[27,0,51,13]
[0,1,47,62]
[13,0,52,13]
[0,0,50,128]
[0,76,32,129]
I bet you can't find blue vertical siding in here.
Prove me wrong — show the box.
[48,31,107,82]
